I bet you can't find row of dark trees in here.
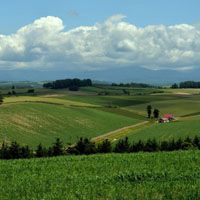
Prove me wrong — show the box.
[68,136,200,154]
[7,91,16,95]
[7,89,34,96]
[111,82,155,88]
[146,105,159,119]
[1,136,200,160]
[171,81,200,89]
[0,138,64,159]
[43,78,92,90]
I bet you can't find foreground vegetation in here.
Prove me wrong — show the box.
[0,151,200,199]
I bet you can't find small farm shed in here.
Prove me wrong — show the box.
[159,114,175,123]
[163,114,175,121]
[159,118,169,123]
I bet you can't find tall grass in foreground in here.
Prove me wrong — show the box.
[0,151,200,199]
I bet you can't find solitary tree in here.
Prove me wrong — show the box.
[36,143,47,157]
[146,105,152,118]
[0,141,9,159]
[20,145,32,158]
[144,139,159,152]
[171,83,178,89]
[27,89,35,93]
[153,109,160,119]
[114,137,130,153]
[193,136,200,149]
[97,139,112,153]
[9,141,21,159]
[76,138,96,155]
[12,90,16,95]
[52,138,64,156]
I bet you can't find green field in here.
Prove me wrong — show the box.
[0,102,140,147]
[1,85,200,147]
[128,98,200,117]
[1,151,200,200]
[127,116,200,142]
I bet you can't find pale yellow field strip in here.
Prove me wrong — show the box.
[91,121,151,143]
[3,96,98,108]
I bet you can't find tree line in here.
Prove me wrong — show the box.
[43,78,92,91]
[171,81,200,89]
[111,82,155,88]
[1,136,200,160]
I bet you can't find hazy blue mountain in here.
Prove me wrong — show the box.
[0,67,200,85]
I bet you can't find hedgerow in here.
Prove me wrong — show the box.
[1,136,200,160]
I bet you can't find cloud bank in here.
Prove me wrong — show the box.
[0,15,200,71]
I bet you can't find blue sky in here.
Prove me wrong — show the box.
[1,0,200,34]
[0,0,200,82]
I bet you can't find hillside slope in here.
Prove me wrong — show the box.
[0,102,140,147]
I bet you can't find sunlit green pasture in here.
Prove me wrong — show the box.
[127,116,200,142]
[0,102,140,147]
[1,85,200,147]
[1,151,200,200]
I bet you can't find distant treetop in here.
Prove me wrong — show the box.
[111,82,155,88]
[43,78,92,89]
[171,81,200,89]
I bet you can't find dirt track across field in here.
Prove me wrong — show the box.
[91,121,150,143]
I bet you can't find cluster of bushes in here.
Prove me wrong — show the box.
[7,90,16,95]
[7,89,35,96]
[43,78,92,90]
[97,91,110,96]
[1,136,200,160]
[0,139,64,159]
[0,142,32,159]
[171,81,200,89]
[122,89,130,95]
[7,85,16,96]
[151,90,164,94]
[97,89,130,96]
[27,89,35,93]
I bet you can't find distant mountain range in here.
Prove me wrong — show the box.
[0,67,200,85]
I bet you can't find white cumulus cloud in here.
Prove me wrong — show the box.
[0,15,200,71]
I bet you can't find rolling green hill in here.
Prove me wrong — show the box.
[1,86,200,147]
[0,101,141,147]
[128,97,200,117]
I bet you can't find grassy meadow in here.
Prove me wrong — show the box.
[127,116,200,142]
[0,102,140,147]
[1,151,200,200]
